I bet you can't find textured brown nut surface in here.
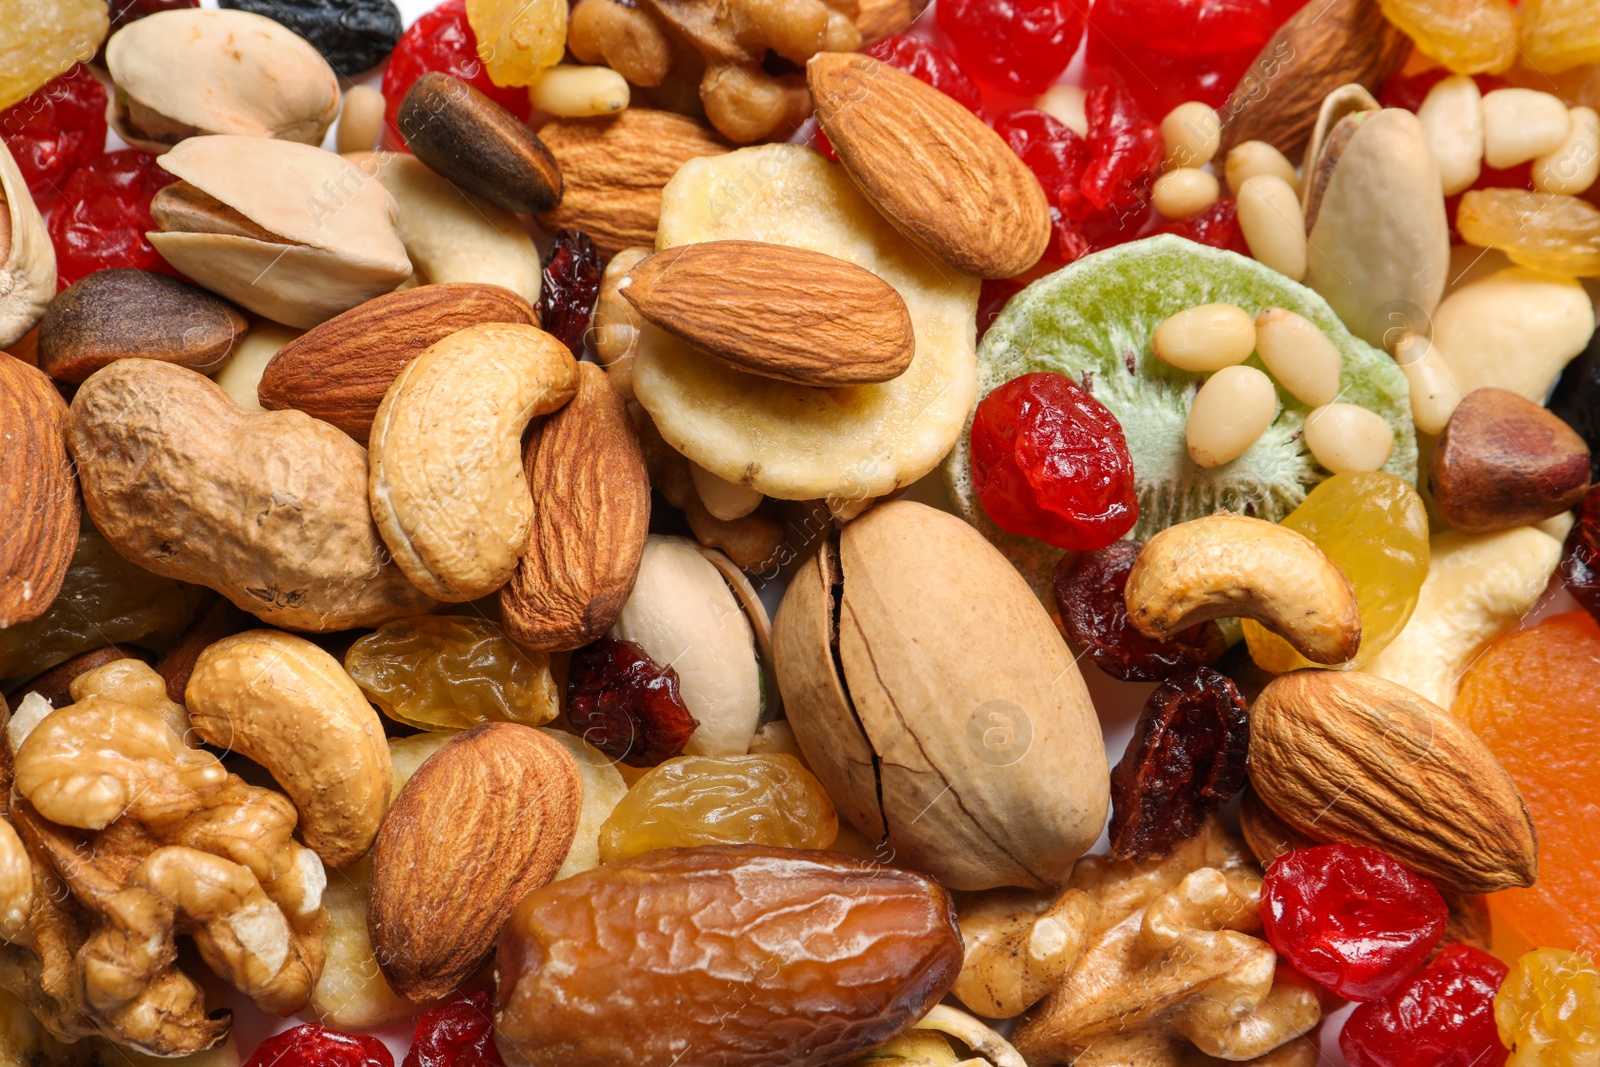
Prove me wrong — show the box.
[808,52,1050,279]
[397,73,563,215]
[257,283,537,445]
[0,355,78,629]
[493,845,963,1067]
[37,269,247,384]
[7,645,154,710]
[370,723,580,1003]
[1430,387,1591,532]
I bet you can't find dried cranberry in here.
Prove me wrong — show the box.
[1561,485,1600,620]
[1108,665,1248,860]
[381,0,531,150]
[405,991,505,1067]
[994,109,1090,204]
[978,277,1026,342]
[935,0,1084,95]
[567,638,699,767]
[1261,844,1449,1001]
[244,1025,394,1067]
[1155,196,1251,255]
[48,150,182,290]
[1054,542,1226,682]
[540,229,602,354]
[1080,84,1164,215]
[1340,944,1510,1067]
[866,35,982,113]
[970,372,1139,551]
[0,66,108,199]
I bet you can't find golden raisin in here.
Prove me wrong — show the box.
[464,0,565,87]
[1377,0,1518,74]
[1457,190,1600,277]
[1520,0,1600,75]
[597,754,838,863]
[0,0,108,110]
[1494,948,1600,1065]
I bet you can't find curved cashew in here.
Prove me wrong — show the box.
[186,630,391,868]
[0,819,32,942]
[368,323,578,601]
[952,888,1091,1019]
[1124,514,1361,665]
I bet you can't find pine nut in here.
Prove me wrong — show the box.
[531,65,630,118]
[1152,167,1220,219]
[1254,307,1341,407]
[1151,303,1257,372]
[1391,331,1464,435]
[1482,88,1572,169]
[690,461,763,521]
[336,85,386,154]
[1417,75,1483,196]
[1186,365,1278,468]
[1236,175,1307,281]
[1225,140,1300,197]
[1161,101,1221,168]
[1534,106,1600,197]
[1304,402,1395,473]
[1035,85,1087,136]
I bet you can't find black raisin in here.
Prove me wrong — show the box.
[220,0,403,75]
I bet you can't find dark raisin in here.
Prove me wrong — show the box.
[1108,665,1249,861]
[1561,484,1600,621]
[220,0,403,75]
[539,229,603,355]
[567,638,699,767]
[1053,541,1226,681]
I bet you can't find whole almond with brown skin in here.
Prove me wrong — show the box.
[1430,387,1591,533]
[258,283,536,444]
[0,355,79,628]
[621,240,915,385]
[1249,670,1537,894]
[369,722,580,1002]
[808,52,1050,279]
[397,73,563,215]
[500,362,649,650]
[536,109,730,256]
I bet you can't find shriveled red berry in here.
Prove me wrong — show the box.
[970,372,1139,551]
[245,1025,394,1067]
[1156,196,1251,255]
[995,109,1089,203]
[1261,844,1449,1001]
[936,0,1085,95]
[540,229,602,354]
[381,0,531,150]
[48,150,181,290]
[1340,943,1509,1067]
[0,66,108,199]
[405,991,505,1067]
[1080,84,1164,215]
[567,638,699,767]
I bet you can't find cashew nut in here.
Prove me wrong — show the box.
[952,888,1092,1019]
[1124,514,1361,665]
[185,630,391,868]
[368,323,578,602]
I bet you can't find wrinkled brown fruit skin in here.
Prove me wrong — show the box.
[494,846,962,1067]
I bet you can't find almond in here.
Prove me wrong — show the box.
[0,354,79,628]
[257,283,536,444]
[1249,670,1538,894]
[500,362,650,651]
[368,722,580,1002]
[807,52,1050,279]
[535,109,731,257]
[621,240,915,385]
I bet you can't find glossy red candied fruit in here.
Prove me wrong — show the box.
[567,638,699,767]
[1261,844,1449,1001]
[935,0,1085,95]
[1081,84,1164,214]
[48,149,182,290]
[540,229,603,354]
[992,109,1092,260]
[970,371,1140,551]
[405,991,506,1067]
[1155,196,1251,254]
[381,0,531,150]
[244,1025,394,1067]
[0,66,108,199]
[815,35,978,161]
[1340,943,1510,1067]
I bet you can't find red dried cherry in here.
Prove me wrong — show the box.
[1340,943,1510,1067]
[935,0,1085,96]
[0,66,108,199]
[382,0,531,150]
[540,229,602,354]
[1155,196,1251,255]
[1261,844,1449,1001]
[48,150,181,290]
[1080,84,1164,215]
[567,638,699,767]
[970,372,1139,552]
[405,991,505,1067]
[244,1025,394,1067]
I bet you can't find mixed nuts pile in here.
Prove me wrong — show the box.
[2,0,1600,1066]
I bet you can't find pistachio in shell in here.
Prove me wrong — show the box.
[397,73,563,215]
[0,139,56,350]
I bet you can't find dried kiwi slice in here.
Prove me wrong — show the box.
[945,236,1416,599]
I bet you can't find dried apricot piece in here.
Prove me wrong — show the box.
[1519,0,1600,75]
[1377,0,1518,74]
[1457,190,1600,277]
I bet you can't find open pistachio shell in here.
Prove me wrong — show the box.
[0,141,55,349]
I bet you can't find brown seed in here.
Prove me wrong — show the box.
[1430,386,1592,532]
[7,645,155,710]
[37,269,248,384]
[0,355,79,628]
[397,72,562,215]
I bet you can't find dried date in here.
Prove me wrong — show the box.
[566,638,698,766]
[220,0,402,75]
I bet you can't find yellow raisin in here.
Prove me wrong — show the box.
[1377,0,1518,74]
[0,0,109,110]
[343,614,558,731]
[1495,948,1600,1065]
[1458,189,1600,277]
[597,754,839,863]
[1520,0,1600,75]
[465,0,566,87]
